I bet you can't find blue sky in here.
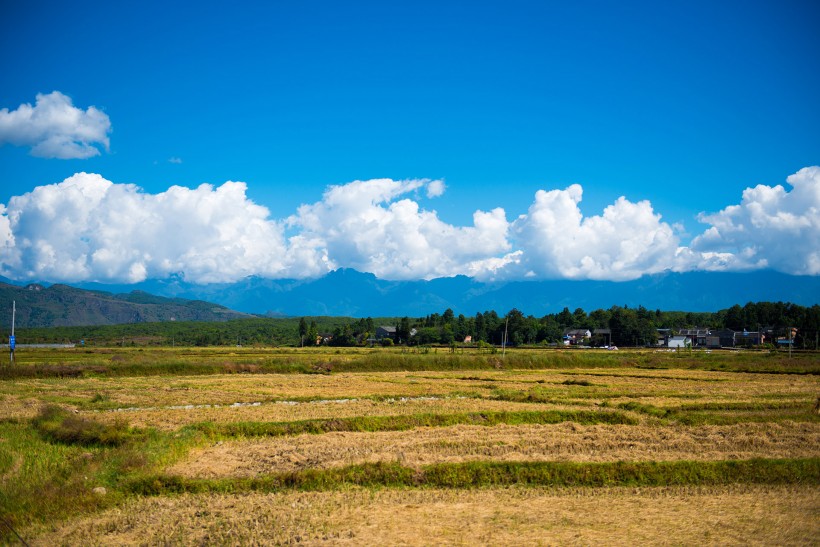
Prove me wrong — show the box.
[1,0,819,284]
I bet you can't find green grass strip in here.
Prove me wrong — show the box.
[190,409,637,439]
[4,349,817,379]
[126,458,820,495]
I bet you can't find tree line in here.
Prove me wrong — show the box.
[12,302,820,349]
[322,301,820,348]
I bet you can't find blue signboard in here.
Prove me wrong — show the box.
[9,335,15,350]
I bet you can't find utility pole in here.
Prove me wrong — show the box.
[789,326,792,359]
[9,300,16,365]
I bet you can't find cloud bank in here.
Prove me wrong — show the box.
[0,92,111,159]
[1,168,818,284]
[687,166,820,275]
[288,178,511,280]
[0,174,289,283]
[509,185,679,280]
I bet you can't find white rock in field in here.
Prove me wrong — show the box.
[92,487,107,496]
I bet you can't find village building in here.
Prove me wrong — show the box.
[563,328,591,346]
[375,326,397,340]
[667,335,691,349]
[676,328,711,347]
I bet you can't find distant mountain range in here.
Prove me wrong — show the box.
[0,282,250,328]
[2,269,817,328]
[71,269,820,317]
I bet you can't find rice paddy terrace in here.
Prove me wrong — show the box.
[1,346,818,545]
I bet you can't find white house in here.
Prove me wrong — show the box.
[668,335,691,349]
[563,329,592,346]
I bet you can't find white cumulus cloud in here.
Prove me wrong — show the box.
[0,91,111,159]
[687,166,820,275]
[1,168,818,285]
[506,185,680,280]
[0,173,298,283]
[288,178,511,280]
[426,179,446,198]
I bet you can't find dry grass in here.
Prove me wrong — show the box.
[7,372,460,405]
[3,368,815,419]
[25,485,819,546]
[1,367,814,433]
[0,394,43,421]
[4,358,819,545]
[167,422,820,477]
[92,398,565,430]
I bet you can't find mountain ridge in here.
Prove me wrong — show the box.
[72,269,820,317]
[2,270,817,328]
[0,281,251,328]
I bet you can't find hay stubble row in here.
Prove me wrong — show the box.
[3,350,818,545]
[168,421,820,477]
[29,485,820,546]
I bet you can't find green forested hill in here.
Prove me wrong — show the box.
[15,316,361,347]
[0,282,250,327]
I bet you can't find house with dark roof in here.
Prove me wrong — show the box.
[563,328,591,346]
[710,329,736,347]
[735,329,765,347]
[656,329,672,346]
[375,326,397,340]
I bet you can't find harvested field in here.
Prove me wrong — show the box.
[26,485,820,546]
[2,347,818,545]
[4,367,815,426]
[5,367,815,411]
[167,422,820,477]
[89,397,565,430]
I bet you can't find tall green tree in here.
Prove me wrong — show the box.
[475,312,487,342]
[572,307,587,327]
[505,308,526,345]
[557,307,574,328]
[298,317,308,346]
[397,317,411,344]
[306,320,318,346]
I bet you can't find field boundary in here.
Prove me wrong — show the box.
[189,409,639,439]
[128,458,820,495]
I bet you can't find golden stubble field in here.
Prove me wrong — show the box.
[166,421,820,477]
[1,348,818,545]
[28,485,820,546]
[4,368,815,424]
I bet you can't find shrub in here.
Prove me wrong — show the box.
[561,379,595,386]
[33,405,132,446]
